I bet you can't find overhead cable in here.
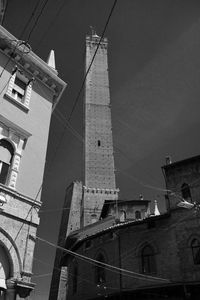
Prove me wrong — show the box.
[36,235,170,283]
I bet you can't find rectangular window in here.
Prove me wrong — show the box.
[5,71,32,110]
[0,161,9,184]
[12,76,27,103]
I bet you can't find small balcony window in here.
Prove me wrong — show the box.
[5,71,32,110]
[12,76,27,102]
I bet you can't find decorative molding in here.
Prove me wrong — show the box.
[0,115,31,139]
[0,25,67,108]
[0,120,29,189]
[0,183,41,208]
[4,92,29,111]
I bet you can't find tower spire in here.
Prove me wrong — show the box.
[47,49,57,74]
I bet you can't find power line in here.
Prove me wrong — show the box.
[67,0,118,122]
[36,0,68,47]
[36,235,169,283]
[36,206,200,299]
[32,257,119,291]
[48,0,118,171]
[26,0,50,42]
[0,0,43,79]
[52,103,200,202]
[1,0,118,287]
[19,0,41,40]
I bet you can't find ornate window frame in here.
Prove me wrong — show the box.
[187,235,200,266]
[5,70,33,111]
[0,116,31,190]
[137,241,158,275]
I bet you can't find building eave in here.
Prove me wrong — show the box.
[0,183,41,208]
[66,213,170,253]
[162,154,200,170]
[0,25,67,108]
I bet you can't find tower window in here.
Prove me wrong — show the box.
[97,140,101,147]
[12,76,27,102]
[141,245,156,274]
[0,139,14,185]
[181,183,192,202]
[191,239,200,265]
[120,210,126,222]
[5,71,32,110]
[135,210,141,220]
[95,253,106,284]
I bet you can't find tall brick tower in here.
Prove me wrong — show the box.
[49,31,118,300]
[83,32,118,226]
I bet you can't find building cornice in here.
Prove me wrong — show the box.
[0,183,41,208]
[0,25,67,108]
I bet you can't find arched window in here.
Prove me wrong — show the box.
[141,245,156,274]
[181,183,192,201]
[95,253,106,284]
[135,210,141,220]
[191,239,200,265]
[120,210,126,222]
[0,139,14,185]
[72,261,78,294]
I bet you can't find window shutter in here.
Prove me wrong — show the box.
[24,81,32,107]
[6,73,16,97]
[0,163,9,184]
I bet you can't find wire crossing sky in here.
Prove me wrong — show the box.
[3,1,200,299]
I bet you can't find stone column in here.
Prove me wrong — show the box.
[8,152,21,189]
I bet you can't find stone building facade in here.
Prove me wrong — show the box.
[0,25,66,299]
[49,30,200,300]
[65,155,200,300]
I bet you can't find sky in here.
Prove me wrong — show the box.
[3,0,200,299]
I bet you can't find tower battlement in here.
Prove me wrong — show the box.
[86,35,108,48]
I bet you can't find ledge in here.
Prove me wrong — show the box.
[0,183,41,208]
[4,92,29,112]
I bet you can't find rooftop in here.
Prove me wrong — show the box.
[66,213,170,252]
[162,154,200,170]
